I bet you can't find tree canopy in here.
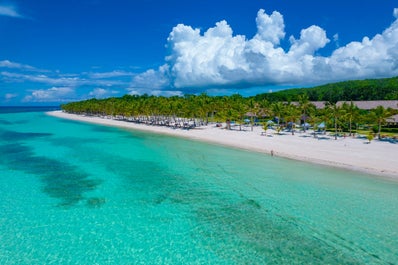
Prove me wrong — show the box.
[252,76,398,102]
[61,77,398,135]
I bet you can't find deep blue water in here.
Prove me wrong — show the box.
[0,106,60,114]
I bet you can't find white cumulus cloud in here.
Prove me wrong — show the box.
[328,17,398,79]
[288,25,330,56]
[88,88,119,98]
[23,87,75,102]
[1,71,126,87]
[89,88,108,98]
[130,64,171,90]
[131,8,398,92]
[128,88,183,97]
[0,60,37,71]
[254,9,285,45]
[166,20,248,88]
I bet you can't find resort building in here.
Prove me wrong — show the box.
[387,114,398,126]
[336,100,398,110]
[290,100,398,110]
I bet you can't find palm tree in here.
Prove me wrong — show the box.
[216,96,234,129]
[247,98,259,131]
[197,93,212,125]
[229,94,247,131]
[326,102,345,140]
[258,99,270,118]
[298,94,311,132]
[308,112,322,138]
[271,102,285,127]
[342,101,359,136]
[284,103,300,135]
[371,106,391,139]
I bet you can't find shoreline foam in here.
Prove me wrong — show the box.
[47,110,398,180]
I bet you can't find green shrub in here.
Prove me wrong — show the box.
[381,128,398,133]
[367,133,374,143]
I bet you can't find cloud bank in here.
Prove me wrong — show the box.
[131,8,398,93]
[23,87,75,103]
[0,62,131,103]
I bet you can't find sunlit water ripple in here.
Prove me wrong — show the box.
[0,108,397,264]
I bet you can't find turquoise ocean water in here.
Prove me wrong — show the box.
[0,107,397,264]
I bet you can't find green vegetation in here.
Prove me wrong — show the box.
[253,76,398,102]
[61,77,398,138]
[367,132,374,144]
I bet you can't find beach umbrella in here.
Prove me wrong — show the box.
[318,122,325,128]
[266,120,274,125]
[244,118,250,123]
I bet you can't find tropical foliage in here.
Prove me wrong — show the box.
[61,77,398,137]
[253,76,398,102]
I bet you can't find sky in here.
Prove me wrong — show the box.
[1,0,398,105]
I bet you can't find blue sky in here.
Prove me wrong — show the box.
[1,0,398,105]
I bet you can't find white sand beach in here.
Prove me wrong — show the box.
[47,110,398,179]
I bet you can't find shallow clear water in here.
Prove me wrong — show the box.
[1,108,397,264]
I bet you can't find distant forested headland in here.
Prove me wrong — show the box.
[253,76,398,102]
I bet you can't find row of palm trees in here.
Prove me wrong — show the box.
[61,93,397,139]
